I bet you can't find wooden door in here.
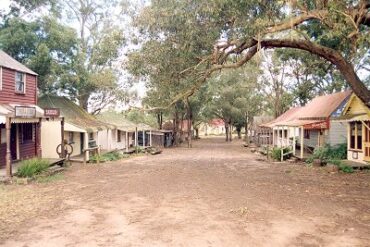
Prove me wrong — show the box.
[364,121,370,162]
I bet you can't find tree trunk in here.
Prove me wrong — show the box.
[186,98,192,148]
[237,127,241,139]
[195,127,199,139]
[157,112,163,130]
[225,123,229,142]
[173,110,179,146]
[78,94,89,111]
[229,124,233,142]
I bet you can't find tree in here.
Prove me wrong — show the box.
[208,1,370,106]
[206,65,263,142]
[0,16,78,93]
[59,0,126,110]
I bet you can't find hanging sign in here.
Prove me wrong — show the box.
[44,108,60,117]
[304,119,330,130]
[15,106,36,118]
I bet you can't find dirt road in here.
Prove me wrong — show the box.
[1,137,370,246]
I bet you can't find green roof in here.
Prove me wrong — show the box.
[38,95,110,132]
[97,111,153,132]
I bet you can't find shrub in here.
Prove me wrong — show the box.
[17,158,50,178]
[339,164,354,173]
[307,143,347,164]
[271,147,292,161]
[90,151,125,163]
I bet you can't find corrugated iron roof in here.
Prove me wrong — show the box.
[38,95,109,132]
[262,91,351,128]
[261,107,303,128]
[0,50,37,75]
[97,111,154,132]
[298,90,351,119]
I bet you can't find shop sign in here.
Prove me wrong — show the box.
[44,108,60,117]
[304,119,329,130]
[15,106,36,118]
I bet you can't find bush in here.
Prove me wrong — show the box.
[271,147,292,161]
[17,158,50,178]
[90,151,126,163]
[307,143,347,164]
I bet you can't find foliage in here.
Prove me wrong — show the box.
[339,164,354,173]
[307,144,347,163]
[17,158,50,178]
[271,147,292,161]
[90,151,127,163]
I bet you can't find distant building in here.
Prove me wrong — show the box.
[199,119,225,136]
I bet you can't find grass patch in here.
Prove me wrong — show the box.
[36,174,64,183]
[16,158,50,178]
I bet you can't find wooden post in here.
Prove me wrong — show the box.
[84,132,89,163]
[300,126,304,159]
[143,130,145,148]
[5,117,12,177]
[126,131,129,152]
[61,117,65,158]
[149,130,152,147]
[293,127,296,156]
[36,118,42,158]
[135,127,138,153]
[272,128,275,146]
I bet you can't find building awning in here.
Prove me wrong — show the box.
[64,122,87,133]
[0,103,45,118]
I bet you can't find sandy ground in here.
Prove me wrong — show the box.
[0,137,370,247]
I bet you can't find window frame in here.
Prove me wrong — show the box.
[349,122,363,151]
[15,71,26,94]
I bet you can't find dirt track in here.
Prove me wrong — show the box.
[1,137,370,246]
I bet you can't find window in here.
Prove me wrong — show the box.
[1,128,5,143]
[68,132,74,143]
[22,124,34,143]
[89,132,94,140]
[350,122,362,150]
[304,129,310,139]
[15,71,26,93]
[117,130,122,142]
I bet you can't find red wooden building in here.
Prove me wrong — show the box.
[0,50,44,176]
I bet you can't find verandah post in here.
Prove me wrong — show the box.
[5,117,12,177]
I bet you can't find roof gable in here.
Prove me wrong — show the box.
[343,93,370,117]
[0,50,37,75]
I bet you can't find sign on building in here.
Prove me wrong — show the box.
[15,106,36,118]
[44,108,60,117]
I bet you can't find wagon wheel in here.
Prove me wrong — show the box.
[56,143,74,159]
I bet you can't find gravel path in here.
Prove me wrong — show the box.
[1,137,369,246]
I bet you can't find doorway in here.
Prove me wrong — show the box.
[10,124,18,160]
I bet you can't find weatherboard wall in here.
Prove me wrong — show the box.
[0,67,37,105]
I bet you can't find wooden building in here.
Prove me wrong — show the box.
[38,95,109,161]
[340,93,370,164]
[0,50,44,176]
[264,91,351,158]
